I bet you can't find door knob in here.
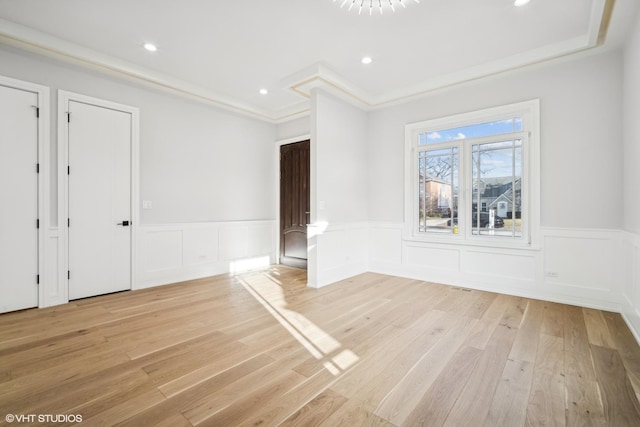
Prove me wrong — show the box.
[117,220,130,226]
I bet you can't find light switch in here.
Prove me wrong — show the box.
[142,200,153,209]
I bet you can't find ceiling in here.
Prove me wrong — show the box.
[0,0,636,122]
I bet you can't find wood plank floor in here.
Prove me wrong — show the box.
[2,266,640,426]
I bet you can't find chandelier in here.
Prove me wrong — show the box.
[334,0,421,15]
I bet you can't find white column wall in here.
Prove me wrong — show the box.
[308,90,369,287]
[622,9,640,339]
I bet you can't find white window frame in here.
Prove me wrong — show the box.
[404,99,540,249]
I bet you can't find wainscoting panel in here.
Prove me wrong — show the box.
[248,224,275,258]
[41,227,66,307]
[405,244,459,272]
[315,223,369,287]
[543,231,615,292]
[137,220,276,289]
[142,228,183,273]
[183,227,218,267]
[622,231,640,342]
[369,224,403,265]
[219,226,249,261]
[463,249,535,282]
[368,223,623,311]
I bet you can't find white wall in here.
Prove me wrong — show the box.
[139,97,275,224]
[366,49,628,317]
[0,44,279,306]
[622,10,640,338]
[624,11,640,236]
[367,50,624,229]
[274,51,631,317]
[309,90,369,287]
[0,44,277,225]
[276,116,310,142]
[314,90,368,223]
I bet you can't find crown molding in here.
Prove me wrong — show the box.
[0,18,281,122]
[281,0,611,112]
[0,0,611,123]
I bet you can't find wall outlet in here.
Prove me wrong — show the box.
[544,271,558,278]
[142,200,153,209]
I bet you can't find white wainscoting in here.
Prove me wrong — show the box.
[621,231,640,342]
[40,227,67,308]
[34,219,640,342]
[369,223,624,312]
[541,228,623,308]
[136,220,276,289]
[314,222,369,288]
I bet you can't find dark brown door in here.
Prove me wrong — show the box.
[280,140,310,268]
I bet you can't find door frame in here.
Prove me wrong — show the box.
[58,90,140,301]
[275,135,311,269]
[0,75,49,309]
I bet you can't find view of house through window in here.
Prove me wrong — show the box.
[472,138,522,237]
[410,105,537,243]
[417,147,458,232]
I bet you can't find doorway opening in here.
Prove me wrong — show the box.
[279,140,310,269]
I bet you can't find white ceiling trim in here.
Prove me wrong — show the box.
[286,0,610,111]
[0,18,276,122]
[282,62,372,109]
[0,0,611,123]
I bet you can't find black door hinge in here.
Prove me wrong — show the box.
[67,218,70,227]
[36,107,40,118]
[37,274,40,285]
[68,270,70,280]
[36,163,40,173]
[36,219,40,229]
[67,112,71,123]
[67,166,70,175]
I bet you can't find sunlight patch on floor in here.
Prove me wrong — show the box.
[237,272,359,376]
[229,256,271,274]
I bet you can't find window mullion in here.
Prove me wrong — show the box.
[462,141,471,239]
[420,153,426,232]
[511,140,516,237]
[475,145,481,232]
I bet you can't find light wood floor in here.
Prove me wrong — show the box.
[2,267,640,426]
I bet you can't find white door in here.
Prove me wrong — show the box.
[67,100,132,300]
[0,84,39,313]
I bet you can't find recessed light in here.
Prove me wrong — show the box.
[143,43,157,52]
[362,56,373,65]
[514,0,530,6]
[259,88,268,95]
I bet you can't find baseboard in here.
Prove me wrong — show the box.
[621,294,640,345]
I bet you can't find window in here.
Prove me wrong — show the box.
[417,147,458,232]
[405,100,540,247]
